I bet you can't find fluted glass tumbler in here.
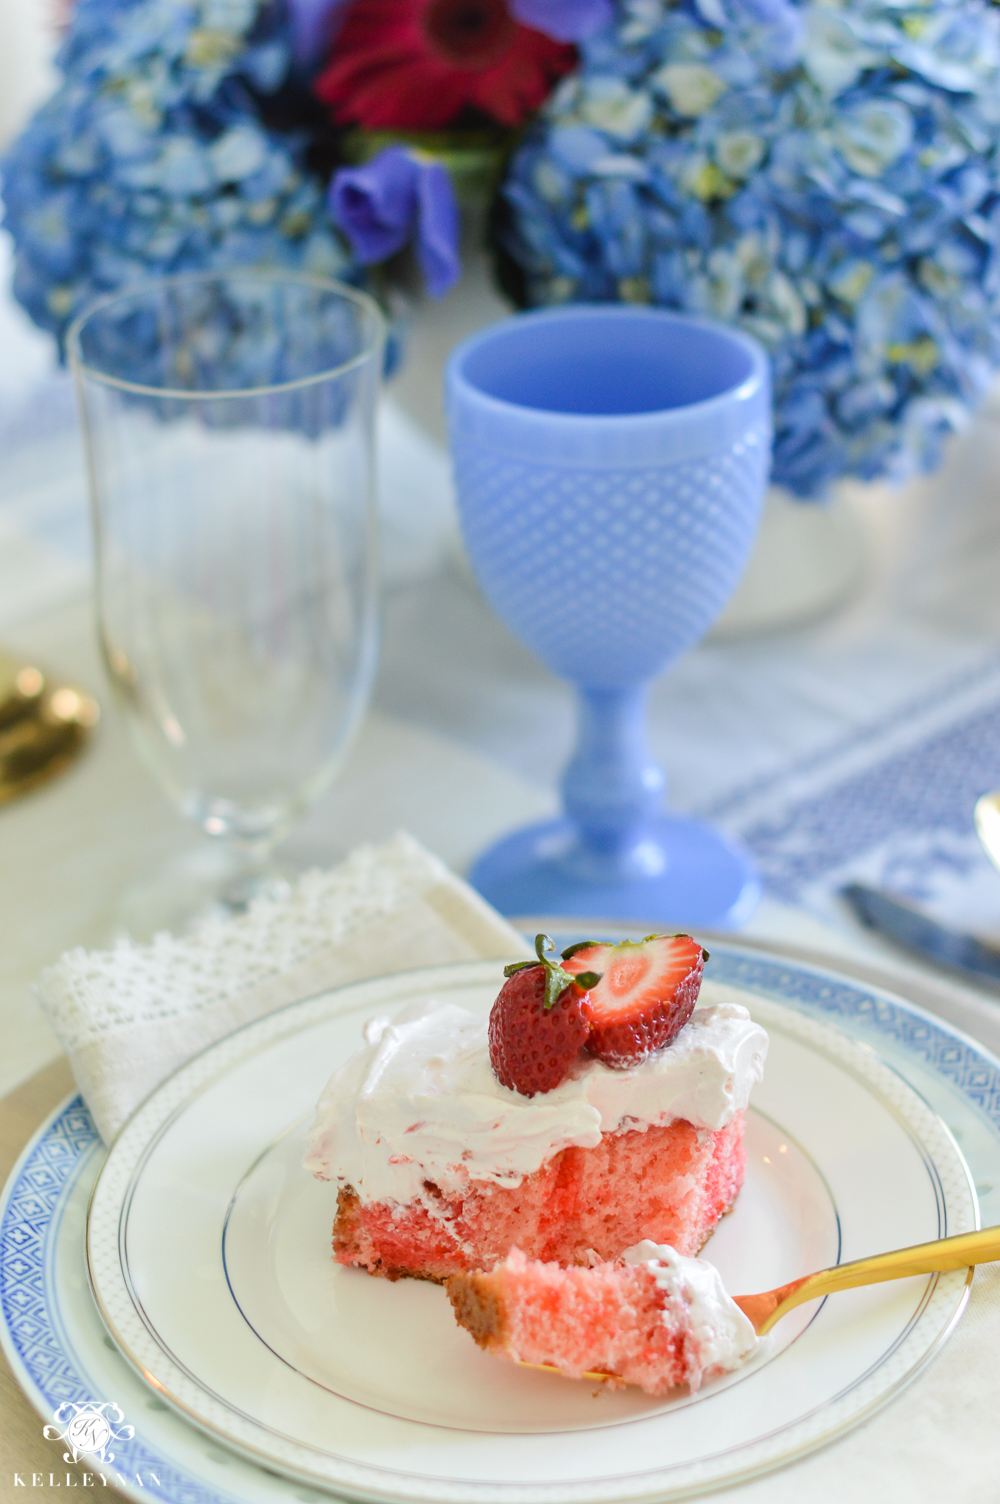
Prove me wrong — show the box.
[68,271,383,934]
[446,305,771,926]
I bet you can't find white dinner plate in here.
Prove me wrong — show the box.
[4,940,998,1504]
[82,957,977,1504]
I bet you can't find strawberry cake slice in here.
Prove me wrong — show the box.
[447,1240,758,1396]
[304,935,768,1282]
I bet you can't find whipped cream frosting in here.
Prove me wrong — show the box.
[304,979,768,1205]
[622,1239,758,1384]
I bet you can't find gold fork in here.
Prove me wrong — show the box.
[734,1222,1000,1335]
[525,1224,1000,1381]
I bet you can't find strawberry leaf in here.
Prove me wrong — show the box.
[503,959,538,978]
[572,970,602,990]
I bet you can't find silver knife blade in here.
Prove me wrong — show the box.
[842,882,1000,990]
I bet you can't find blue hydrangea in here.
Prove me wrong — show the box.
[503,0,1000,496]
[1,0,353,350]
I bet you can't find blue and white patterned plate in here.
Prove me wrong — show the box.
[2,943,1000,1504]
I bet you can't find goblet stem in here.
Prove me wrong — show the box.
[469,675,759,927]
[107,830,292,941]
[217,832,285,911]
[561,685,665,880]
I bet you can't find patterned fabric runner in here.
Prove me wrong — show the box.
[708,657,1000,933]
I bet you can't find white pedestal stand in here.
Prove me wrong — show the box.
[712,484,868,638]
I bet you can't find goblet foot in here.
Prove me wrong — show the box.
[107,842,292,942]
[469,814,759,928]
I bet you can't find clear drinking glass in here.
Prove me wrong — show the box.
[68,271,383,934]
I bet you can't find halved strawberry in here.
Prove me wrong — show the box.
[562,934,707,1069]
[489,934,601,1097]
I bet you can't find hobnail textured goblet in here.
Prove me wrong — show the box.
[446,305,771,926]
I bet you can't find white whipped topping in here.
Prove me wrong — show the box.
[304,979,768,1205]
[622,1239,758,1384]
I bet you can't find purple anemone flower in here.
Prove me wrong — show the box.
[329,146,461,298]
[510,0,613,42]
[286,0,353,70]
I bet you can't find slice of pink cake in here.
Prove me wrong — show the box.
[332,1111,746,1280]
[305,946,768,1284]
[447,1241,758,1396]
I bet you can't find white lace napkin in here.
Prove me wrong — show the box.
[37,832,528,1144]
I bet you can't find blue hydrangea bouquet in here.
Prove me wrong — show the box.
[5,0,1000,497]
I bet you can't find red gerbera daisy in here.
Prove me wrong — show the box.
[313,0,577,131]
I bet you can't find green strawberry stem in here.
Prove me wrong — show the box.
[503,934,602,1010]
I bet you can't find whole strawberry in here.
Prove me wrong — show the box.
[563,933,707,1069]
[489,934,602,1097]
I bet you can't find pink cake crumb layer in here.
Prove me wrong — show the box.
[333,1111,746,1281]
[447,1249,691,1395]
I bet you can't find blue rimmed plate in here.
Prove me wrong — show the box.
[2,943,998,1504]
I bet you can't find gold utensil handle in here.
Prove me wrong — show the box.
[756,1224,1000,1334]
[0,656,99,807]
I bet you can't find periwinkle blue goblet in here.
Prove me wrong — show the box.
[446,305,771,926]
